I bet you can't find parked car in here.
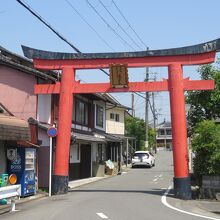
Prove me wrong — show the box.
[131,151,155,168]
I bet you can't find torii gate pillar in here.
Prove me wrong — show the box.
[168,64,191,199]
[52,67,74,195]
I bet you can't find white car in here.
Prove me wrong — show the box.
[132,151,155,168]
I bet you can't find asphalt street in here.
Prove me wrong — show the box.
[1,151,216,220]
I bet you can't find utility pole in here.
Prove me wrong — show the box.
[164,118,167,149]
[131,93,135,117]
[152,75,157,153]
[145,47,149,150]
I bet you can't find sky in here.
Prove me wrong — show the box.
[1,0,220,123]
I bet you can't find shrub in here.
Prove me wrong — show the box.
[192,120,220,176]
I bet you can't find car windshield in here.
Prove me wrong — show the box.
[134,153,149,158]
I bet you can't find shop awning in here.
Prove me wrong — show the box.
[110,134,136,140]
[93,132,122,143]
[71,131,106,143]
[0,115,30,141]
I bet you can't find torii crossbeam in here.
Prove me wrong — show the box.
[22,38,220,200]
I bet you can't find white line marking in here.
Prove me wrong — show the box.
[159,174,163,178]
[153,178,158,182]
[161,185,220,220]
[97,213,108,219]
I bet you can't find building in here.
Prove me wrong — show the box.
[104,94,135,166]
[156,121,172,150]
[0,46,56,191]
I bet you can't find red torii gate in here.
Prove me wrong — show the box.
[22,38,220,199]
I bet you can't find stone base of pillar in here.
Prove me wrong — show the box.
[52,175,69,195]
[173,177,192,200]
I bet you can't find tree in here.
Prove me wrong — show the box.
[125,116,156,151]
[186,62,220,135]
[192,120,220,176]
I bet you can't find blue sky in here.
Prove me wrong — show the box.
[1,0,220,122]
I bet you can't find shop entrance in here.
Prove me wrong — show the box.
[80,144,91,179]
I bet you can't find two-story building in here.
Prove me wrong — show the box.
[0,46,57,189]
[156,121,172,150]
[104,94,135,167]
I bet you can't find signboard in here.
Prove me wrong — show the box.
[47,127,58,138]
[7,148,17,161]
[110,64,128,88]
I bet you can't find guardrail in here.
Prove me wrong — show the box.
[0,185,21,211]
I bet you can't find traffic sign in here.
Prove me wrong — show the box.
[47,127,58,138]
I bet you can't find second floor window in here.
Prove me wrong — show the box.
[74,99,88,125]
[166,130,172,135]
[96,105,104,127]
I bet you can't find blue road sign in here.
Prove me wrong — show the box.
[47,127,58,138]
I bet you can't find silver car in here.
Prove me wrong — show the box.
[131,151,155,168]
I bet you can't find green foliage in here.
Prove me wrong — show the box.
[186,63,220,135]
[192,120,220,176]
[125,116,156,151]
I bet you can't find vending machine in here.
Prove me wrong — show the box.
[7,147,36,197]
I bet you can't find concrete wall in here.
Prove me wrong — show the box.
[0,66,37,120]
[106,107,125,135]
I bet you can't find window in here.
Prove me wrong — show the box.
[110,113,114,120]
[166,130,172,135]
[96,105,104,127]
[74,99,88,125]
[115,114,120,122]
[160,130,165,135]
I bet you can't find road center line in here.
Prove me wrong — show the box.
[161,185,220,220]
[97,212,108,219]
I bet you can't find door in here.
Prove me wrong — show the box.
[80,144,91,179]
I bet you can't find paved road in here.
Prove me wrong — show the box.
[1,151,210,220]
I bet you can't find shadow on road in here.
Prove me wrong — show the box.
[70,188,167,197]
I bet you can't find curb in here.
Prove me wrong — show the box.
[0,192,47,214]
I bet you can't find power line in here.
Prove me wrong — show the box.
[86,0,135,50]
[16,0,110,76]
[64,0,115,52]
[112,0,147,49]
[16,0,81,53]
[98,0,142,50]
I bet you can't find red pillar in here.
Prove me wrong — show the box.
[168,64,191,199]
[52,67,75,195]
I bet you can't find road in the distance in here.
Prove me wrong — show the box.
[1,151,205,220]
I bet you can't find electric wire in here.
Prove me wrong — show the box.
[16,0,110,76]
[86,0,135,51]
[112,0,147,49]
[64,0,115,52]
[98,0,142,50]
[16,0,81,53]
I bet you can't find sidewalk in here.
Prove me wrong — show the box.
[68,176,109,190]
[166,190,220,219]
[0,174,117,214]
[0,192,47,214]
